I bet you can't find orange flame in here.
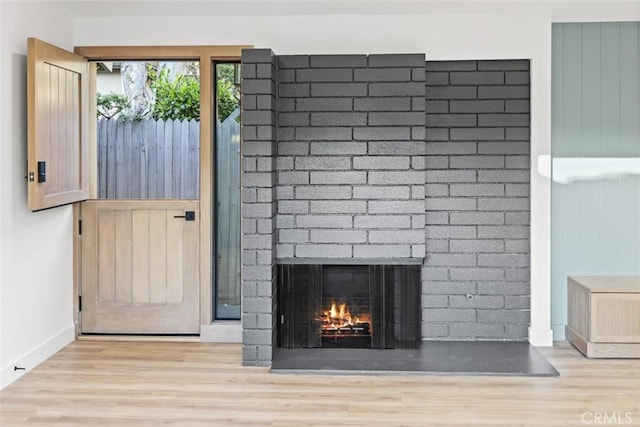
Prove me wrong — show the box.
[320,301,370,331]
[329,302,337,318]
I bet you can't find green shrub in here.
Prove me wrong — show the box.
[217,79,239,122]
[216,64,240,122]
[101,63,240,122]
[149,67,200,121]
[96,92,130,119]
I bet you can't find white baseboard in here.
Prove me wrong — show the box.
[1,324,75,390]
[528,327,554,347]
[200,322,242,343]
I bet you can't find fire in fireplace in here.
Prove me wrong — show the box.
[319,301,372,347]
[278,264,421,350]
[320,300,372,334]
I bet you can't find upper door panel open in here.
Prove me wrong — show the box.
[27,38,89,211]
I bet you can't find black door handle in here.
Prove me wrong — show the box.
[174,211,195,221]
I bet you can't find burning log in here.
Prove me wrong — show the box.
[318,301,372,337]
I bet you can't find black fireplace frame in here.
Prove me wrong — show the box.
[277,264,421,349]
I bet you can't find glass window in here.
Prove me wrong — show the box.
[214,63,241,319]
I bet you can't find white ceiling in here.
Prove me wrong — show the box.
[56,0,640,18]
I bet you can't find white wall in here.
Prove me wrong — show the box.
[0,0,4,384]
[0,1,76,389]
[96,72,124,96]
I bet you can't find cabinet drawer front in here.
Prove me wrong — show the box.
[591,293,640,343]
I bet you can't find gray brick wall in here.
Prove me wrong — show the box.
[241,49,278,365]
[276,54,426,260]
[241,53,533,363]
[422,59,531,341]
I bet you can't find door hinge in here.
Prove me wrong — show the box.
[78,220,82,235]
[281,314,285,325]
[78,295,82,312]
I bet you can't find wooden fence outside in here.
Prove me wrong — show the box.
[214,110,241,309]
[97,112,240,200]
[98,118,199,199]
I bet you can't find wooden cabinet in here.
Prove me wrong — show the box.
[566,276,640,358]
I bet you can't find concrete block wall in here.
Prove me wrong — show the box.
[241,52,533,363]
[241,49,278,365]
[275,54,427,260]
[422,60,531,340]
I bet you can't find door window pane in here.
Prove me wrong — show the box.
[214,63,241,319]
[95,60,200,199]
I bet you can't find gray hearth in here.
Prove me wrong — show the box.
[240,50,530,366]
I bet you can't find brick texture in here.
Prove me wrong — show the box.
[241,49,278,366]
[422,60,531,341]
[241,53,532,364]
[275,54,426,260]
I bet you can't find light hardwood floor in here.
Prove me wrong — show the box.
[1,341,639,426]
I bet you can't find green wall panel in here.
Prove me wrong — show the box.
[551,22,640,339]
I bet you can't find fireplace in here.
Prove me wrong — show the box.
[278,264,421,349]
[241,50,532,366]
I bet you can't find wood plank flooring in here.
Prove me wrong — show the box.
[1,341,639,426]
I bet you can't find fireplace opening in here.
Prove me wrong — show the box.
[278,264,421,350]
